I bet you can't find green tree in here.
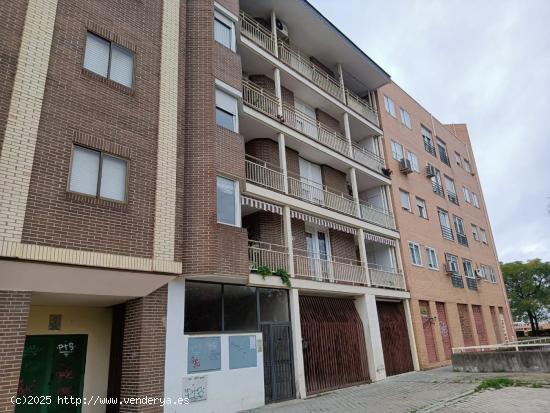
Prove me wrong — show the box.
[501,259,550,336]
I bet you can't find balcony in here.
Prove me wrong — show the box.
[368,264,406,290]
[239,11,379,127]
[242,80,386,174]
[248,240,289,272]
[294,249,367,285]
[244,156,395,229]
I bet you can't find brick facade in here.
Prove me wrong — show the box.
[0,291,31,413]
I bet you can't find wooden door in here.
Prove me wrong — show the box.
[376,301,413,376]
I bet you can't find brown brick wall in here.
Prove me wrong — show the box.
[329,229,358,261]
[215,0,239,16]
[119,286,167,412]
[0,291,31,413]
[321,164,349,193]
[216,224,249,277]
[245,139,280,166]
[286,147,300,176]
[291,219,307,253]
[215,126,245,178]
[0,0,29,152]
[243,211,284,246]
[21,0,165,258]
[213,42,242,91]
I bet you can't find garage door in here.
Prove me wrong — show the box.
[377,301,414,376]
[300,295,369,394]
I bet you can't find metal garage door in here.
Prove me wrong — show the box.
[377,301,414,376]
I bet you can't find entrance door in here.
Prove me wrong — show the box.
[17,335,88,413]
[261,323,295,403]
[299,158,324,205]
[305,226,332,281]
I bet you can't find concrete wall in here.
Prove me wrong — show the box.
[26,305,113,413]
[452,350,550,373]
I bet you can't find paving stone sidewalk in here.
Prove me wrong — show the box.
[249,367,550,413]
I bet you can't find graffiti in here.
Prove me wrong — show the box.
[182,376,207,402]
[57,342,75,357]
[191,356,200,369]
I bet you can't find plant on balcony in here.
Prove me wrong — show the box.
[256,266,272,278]
[275,268,291,288]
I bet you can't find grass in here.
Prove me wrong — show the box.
[475,377,548,392]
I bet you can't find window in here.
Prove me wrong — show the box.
[463,259,477,290]
[454,215,468,246]
[463,186,471,203]
[400,189,411,211]
[472,192,480,208]
[445,254,463,288]
[426,247,438,270]
[416,197,428,219]
[471,224,479,241]
[479,228,488,244]
[445,176,458,204]
[488,266,497,283]
[430,167,444,197]
[215,88,238,132]
[384,95,396,117]
[184,281,259,333]
[217,176,240,226]
[438,209,453,240]
[391,140,404,161]
[400,108,411,128]
[83,32,134,87]
[464,159,472,173]
[408,242,423,266]
[436,138,450,165]
[407,151,419,172]
[422,126,436,156]
[455,152,462,167]
[479,264,496,283]
[69,145,127,201]
[214,11,235,50]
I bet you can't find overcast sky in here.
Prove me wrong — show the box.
[310,0,550,263]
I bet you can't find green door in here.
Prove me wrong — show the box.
[17,335,88,413]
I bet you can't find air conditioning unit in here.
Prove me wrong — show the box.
[276,19,289,38]
[475,268,484,279]
[399,158,412,174]
[425,164,436,178]
[444,264,455,275]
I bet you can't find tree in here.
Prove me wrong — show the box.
[501,259,550,336]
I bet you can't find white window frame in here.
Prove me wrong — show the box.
[214,10,236,51]
[463,259,475,279]
[445,254,459,273]
[421,126,433,146]
[464,159,472,173]
[416,197,428,219]
[215,85,239,132]
[472,192,480,208]
[391,140,404,161]
[216,176,241,227]
[408,241,423,267]
[471,224,479,241]
[384,95,396,117]
[463,186,471,203]
[400,107,411,128]
[425,247,439,270]
[407,151,419,172]
[453,215,466,236]
[479,228,488,244]
[400,189,411,212]
[489,266,497,283]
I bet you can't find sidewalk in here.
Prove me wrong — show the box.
[250,367,550,413]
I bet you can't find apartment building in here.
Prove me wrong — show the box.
[378,83,515,368]
[0,1,511,413]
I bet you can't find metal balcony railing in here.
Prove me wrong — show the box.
[451,273,464,288]
[345,89,379,126]
[242,79,280,119]
[457,233,469,247]
[424,140,437,156]
[248,240,289,272]
[287,174,357,216]
[448,191,459,205]
[432,181,445,197]
[466,277,477,291]
[439,148,450,166]
[239,12,276,54]
[245,155,286,192]
[441,226,454,241]
[277,41,343,101]
[368,263,406,290]
[352,143,385,173]
[293,248,367,285]
[359,201,396,230]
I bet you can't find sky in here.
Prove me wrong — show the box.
[310,0,550,263]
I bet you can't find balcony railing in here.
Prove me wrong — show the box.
[466,277,478,291]
[248,241,289,272]
[287,174,357,216]
[432,181,445,197]
[368,264,406,290]
[451,273,464,288]
[281,103,350,156]
[457,233,469,247]
[439,148,450,166]
[448,191,459,205]
[294,249,367,285]
[245,155,286,192]
[242,79,280,119]
[424,140,436,156]
[359,201,396,230]
[278,41,343,101]
[441,226,454,241]
[345,89,379,126]
[239,12,276,54]
[352,143,385,173]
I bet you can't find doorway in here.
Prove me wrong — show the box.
[17,334,88,413]
[305,224,332,281]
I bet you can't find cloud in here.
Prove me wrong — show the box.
[311,0,550,262]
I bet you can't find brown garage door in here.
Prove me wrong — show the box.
[300,295,369,394]
[377,301,414,376]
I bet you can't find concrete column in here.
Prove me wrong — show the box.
[355,294,386,381]
[403,299,420,371]
[349,167,361,218]
[274,67,283,117]
[356,228,371,285]
[277,133,289,193]
[289,289,307,398]
[343,112,353,157]
[336,63,346,102]
[283,205,294,277]
[270,10,278,58]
